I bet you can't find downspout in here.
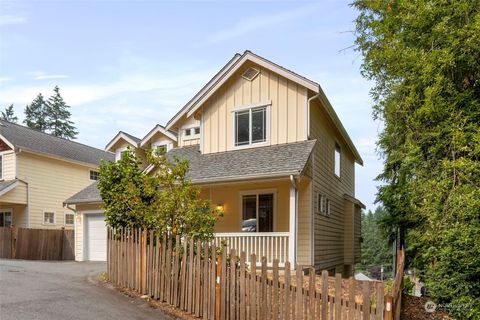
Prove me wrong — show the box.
[306,93,320,139]
[64,203,77,261]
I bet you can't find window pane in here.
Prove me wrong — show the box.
[4,213,11,227]
[251,107,266,143]
[334,143,341,177]
[194,127,200,135]
[44,212,54,224]
[235,111,250,146]
[0,155,3,178]
[242,195,257,232]
[65,214,74,225]
[185,128,191,136]
[258,194,273,232]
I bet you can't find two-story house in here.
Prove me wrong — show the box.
[0,120,114,230]
[65,51,364,276]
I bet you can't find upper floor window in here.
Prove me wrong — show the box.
[234,106,267,147]
[334,143,341,177]
[0,154,3,180]
[90,170,99,181]
[184,127,200,138]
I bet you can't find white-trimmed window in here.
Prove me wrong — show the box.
[334,143,341,177]
[315,193,327,214]
[241,190,275,232]
[184,127,200,139]
[64,213,74,225]
[234,106,267,147]
[0,209,12,227]
[43,211,55,225]
[0,154,3,180]
[89,170,99,181]
[325,199,331,216]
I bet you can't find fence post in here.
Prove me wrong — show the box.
[384,294,393,320]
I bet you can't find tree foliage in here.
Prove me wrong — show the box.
[24,93,49,131]
[1,104,18,123]
[23,87,77,139]
[357,207,392,279]
[98,148,222,241]
[353,1,480,317]
[46,86,77,139]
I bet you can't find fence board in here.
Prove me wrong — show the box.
[106,227,399,320]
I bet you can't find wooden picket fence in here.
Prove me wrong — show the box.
[108,227,397,320]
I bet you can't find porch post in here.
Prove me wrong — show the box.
[289,184,297,265]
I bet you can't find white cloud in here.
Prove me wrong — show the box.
[0,14,26,27]
[207,3,320,43]
[0,77,12,83]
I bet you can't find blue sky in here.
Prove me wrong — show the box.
[0,0,382,211]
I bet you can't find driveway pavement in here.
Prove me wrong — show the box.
[0,259,172,320]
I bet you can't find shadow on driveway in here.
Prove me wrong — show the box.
[0,259,172,320]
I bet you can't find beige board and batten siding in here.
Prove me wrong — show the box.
[1,151,16,180]
[198,61,308,154]
[309,97,356,273]
[16,152,99,229]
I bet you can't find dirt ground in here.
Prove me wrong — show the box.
[402,295,453,320]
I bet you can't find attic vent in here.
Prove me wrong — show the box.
[242,67,260,81]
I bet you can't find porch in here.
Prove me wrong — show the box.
[202,177,312,267]
[0,180,28,228]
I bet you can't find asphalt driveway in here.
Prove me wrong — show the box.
[0,259,172,320]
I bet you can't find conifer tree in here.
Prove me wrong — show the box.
[1,104,18,123]
[24,93,48,131]
[46,86,78,140]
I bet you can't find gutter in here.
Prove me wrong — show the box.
[193,171,301,185]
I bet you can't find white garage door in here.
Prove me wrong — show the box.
[86,214,107,261]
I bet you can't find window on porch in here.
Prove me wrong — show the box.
[0,210,12,227]
[241,193,273,232]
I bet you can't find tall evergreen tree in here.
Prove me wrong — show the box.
[24,93,48,131]
[46,86,77,140]
[1,104,18,123]
[353,1,480,318]
[358,207,392,278]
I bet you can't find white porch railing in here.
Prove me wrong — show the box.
[214,232,289,266]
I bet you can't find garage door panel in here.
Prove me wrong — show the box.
[86,214,106,261]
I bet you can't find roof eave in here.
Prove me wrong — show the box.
[105,132,139,152]
[18,147,112,168]
[139,125,178,148]
[192,171,302,185]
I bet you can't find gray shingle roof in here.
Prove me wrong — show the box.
[168,140,315,183]
[64,182,102,204]
[0,179,19,195]
[0,120,115,166]
[64,140,315,204]
[120,131,141,144]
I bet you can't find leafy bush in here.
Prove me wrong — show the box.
[98,148,222,241]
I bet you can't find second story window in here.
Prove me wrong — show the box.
[0,154,3,180]
[90,170,99,181]
[234,106,267,147]
[334,143,341,177]
[184,127,200,138]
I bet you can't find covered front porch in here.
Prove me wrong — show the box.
[0,180,28,228]
[201,177,312,267]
